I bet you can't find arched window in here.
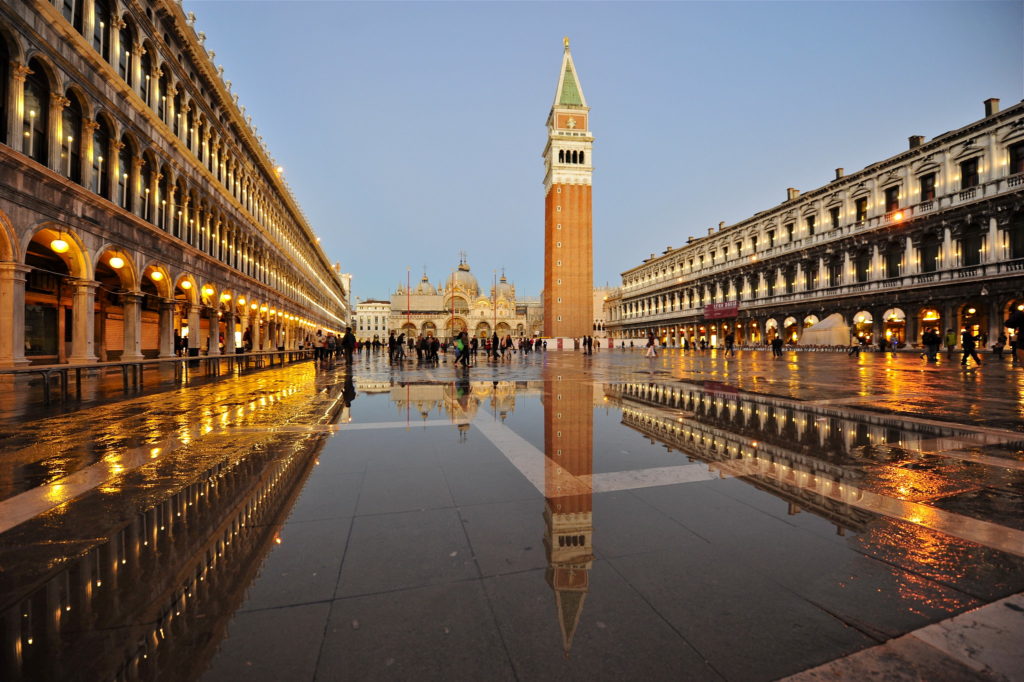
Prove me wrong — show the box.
[140,152,154,222]
[172,90,182,137]
[61,90,83,183]
[1010,213,1024,260]
[23,60,50,165]
[118,19,134,85]
[157,72,169,121]
[558,149,564,163]
[571,150,578,164]
[174,180,186,238]
[960,224,983,267]
[157,167,170,230]
[140,48,153,106]
[118,135,133,210]
[579,151,585,164]
[0,36,7,145]
[185,103,194,150]
[61,0,84,34]
[92,0,111,58]
[92,116,111,197]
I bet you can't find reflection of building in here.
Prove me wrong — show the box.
[606,99,1024,348]
[354,299,391,341]
[388,257,532,340]
[543,39,594,339]
[592,287,612,340]
[0,384,346,680]
[389,380,526,423]
[542,365,594,653]
[607,381,1016,535]
[0,1,349,367]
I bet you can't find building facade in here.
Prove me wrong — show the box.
[387,259,533,340]
[0,0,349,367]
[543,38,593,339]
[606,99,1024,348]
[353,299,391,342]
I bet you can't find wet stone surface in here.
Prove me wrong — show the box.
[0,348,1022,681]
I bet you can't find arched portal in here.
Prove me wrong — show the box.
[852,311,873,342]
[882,308,906,345]
[24,226,92,363]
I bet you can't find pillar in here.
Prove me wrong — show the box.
[223,312,235,354]
[906,306,920,345]
[120,292,144,361]
[68,280,99,363]
[9,64,30,154]
[158,299,175,358]
[905,236,917,275]
[985,216,1000,263]
[0,263,31,367]
[50,94,70,172]
[207,308,221,356]
[187,304,200,353]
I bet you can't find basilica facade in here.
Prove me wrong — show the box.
[387,258,536,340]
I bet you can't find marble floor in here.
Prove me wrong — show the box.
[0,348,1021,681]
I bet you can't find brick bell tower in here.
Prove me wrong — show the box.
[543,37,593,339]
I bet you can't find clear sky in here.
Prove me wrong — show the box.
[184,0,1023,301]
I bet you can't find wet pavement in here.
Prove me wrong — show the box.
[0,348,1022,681]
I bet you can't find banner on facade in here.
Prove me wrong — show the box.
[704,301,739,319]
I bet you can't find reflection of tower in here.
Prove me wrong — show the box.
[542,366,593,654]
[543,38,593,338]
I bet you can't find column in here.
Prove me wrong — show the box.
[817,257,826,288]
[158,299,175,358]
[988,299,1002,346]
[253,314,263,350]
[223,312,236,354]
[8,64,30,154]
[985,216,1000,263]
[131,42,145,97]
[132,156,145,217]
[81,119,98,192]
[187,304,200,354]
[906,306,919,346]
[905,236,918,275]
[941,227,954,271]
[50,94,70,171]
[120,292,144,361]
[82,0,96,46]
[943,302,956,334]
[239,312,249,350]
[0,263,31,367]
[870,245,881,281]
[68,280,99,363]
[794,263,804,292]
[207,309,221,356]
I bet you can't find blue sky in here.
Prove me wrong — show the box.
[184,0,1023,301]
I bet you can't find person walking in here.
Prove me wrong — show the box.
[771,336,784,358]
[387,331,397,364]
[961,329,981,368]
[342,326,356,365]
[724,332,735,357]
[457,331,471,367]
[645,332,657,358]
[944,328,958,358]
[922,328,940,362]
[993,333,1007,359]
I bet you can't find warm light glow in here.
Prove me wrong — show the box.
[180,280,192,290]
[893,211,904,221]
[50,238,70,254]
[967,307,976,314]
[202,286,214,296]
[150,270,163,281]
[221,293,232,301]
[108,256,125,269]
[251,303,258,310]
[238,297,246,305]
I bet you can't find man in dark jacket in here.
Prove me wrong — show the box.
[342,326,356,364]
[961,329,981,367]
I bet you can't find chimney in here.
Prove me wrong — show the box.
[908,135,924,149]
[835,168,844,180]
[718,221,725,231]
[708,227,715,236]
[786,187,799,201]
[984,98,1000,117]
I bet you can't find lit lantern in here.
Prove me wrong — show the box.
[180,280,192,290]
[150,271,164,281]
[109,256,125,269]
[50,237,70,253]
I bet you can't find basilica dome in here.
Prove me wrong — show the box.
[414,274,436,295]
[451,261,479,297]
[493,274,515,300]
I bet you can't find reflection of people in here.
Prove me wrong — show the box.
[342,373,356,406]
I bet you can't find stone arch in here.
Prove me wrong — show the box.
[93,245,139,290]
[0,206,17,262]
[174,273,199,304]
[199,282,218,307]
[140,261,172,298]
[23,223,91,279]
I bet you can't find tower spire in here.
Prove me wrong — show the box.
[553,38,587,109]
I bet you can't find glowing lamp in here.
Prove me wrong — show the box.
[150,271,164,281]
[967,307,976,314]
[221,293,232,301]
[50,238,70,254]
[893,211,904,221]
[108,256,125,269]
[251,303,258,310]
[202,286,214,296]
[180,280,192,290]
[238,297,246,305]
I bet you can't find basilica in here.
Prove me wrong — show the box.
[386,258,538,341]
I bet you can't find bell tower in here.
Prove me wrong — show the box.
[543,37,593,339]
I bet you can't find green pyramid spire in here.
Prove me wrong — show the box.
[559,64,583,106]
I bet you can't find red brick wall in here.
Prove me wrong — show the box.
[544,183,592,338]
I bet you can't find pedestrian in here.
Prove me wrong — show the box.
[771,336,784,358]
[457,331,470,367]
[944,328,958,358]
[396,333,406,361]
[645,332,657,358]
[342,326,356,364]
[387,331,397,363]
[922,328,940,362]
[724,332,735,357]
[961,329,981,368]
[993,332,1007,359]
